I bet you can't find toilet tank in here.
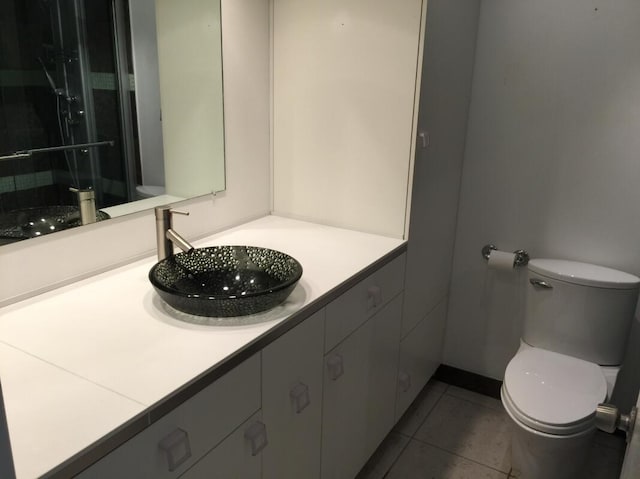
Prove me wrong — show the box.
[524,259,640,365]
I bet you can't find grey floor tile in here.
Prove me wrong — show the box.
[386,439,508,479]
[356,432,411,479]
[414,393,511,472]
[445,385,504,412]
[394,380,448,437]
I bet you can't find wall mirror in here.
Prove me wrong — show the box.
[0,0,225,245]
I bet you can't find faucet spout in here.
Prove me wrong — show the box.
[166,228,194,254]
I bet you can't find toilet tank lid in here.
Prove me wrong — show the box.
[528,259,640,289]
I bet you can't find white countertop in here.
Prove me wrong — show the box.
[0,215,404,478]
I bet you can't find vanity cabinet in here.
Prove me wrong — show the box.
[76,355,261,478]
[76,252,408,479]
[261,310,325,479]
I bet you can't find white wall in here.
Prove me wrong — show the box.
[443,0,640,410]
[0,0,271,306]
[272,0,423,239]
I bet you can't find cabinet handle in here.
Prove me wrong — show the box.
[367,285,382,309]
[398,371,412,393]
[290,381,311,414]
[244,421,268,456]
[327,354,344,381]
[158,428,192,472]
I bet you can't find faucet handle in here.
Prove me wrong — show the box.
[155,205,189,221]
[170,209,189,216]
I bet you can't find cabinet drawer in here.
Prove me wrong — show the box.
[180,411,263,479]
[395,298,446,420]
[78,354,261,478]
[325,253,405,352]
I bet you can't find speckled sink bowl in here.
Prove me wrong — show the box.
[149,246,303,317]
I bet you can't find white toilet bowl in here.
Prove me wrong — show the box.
[502,343,616,479]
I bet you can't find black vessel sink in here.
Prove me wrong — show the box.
[149,246,303,317]
[0,206,110,241]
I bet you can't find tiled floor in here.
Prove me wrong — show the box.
[357,380,627,479]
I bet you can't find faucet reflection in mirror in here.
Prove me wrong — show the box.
[0,0,226,245]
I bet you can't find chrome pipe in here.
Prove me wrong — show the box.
[0,141,114,162]
[0,153,31,161]
[20,140,114,155]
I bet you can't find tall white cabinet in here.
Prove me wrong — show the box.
[397,0,482,414]
[270,0,473,432]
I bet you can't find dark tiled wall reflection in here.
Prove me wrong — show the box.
[0,0,133,215]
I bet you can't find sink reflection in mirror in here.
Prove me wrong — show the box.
[149,246,303,319]
[0,206,110,245]
[0,0,225,244]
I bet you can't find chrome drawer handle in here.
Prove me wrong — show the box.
[290,381,311,414]
[158,428,192,472]
[367,285,382,308]
[398,371,411,393]
[529,278,553,289]
[244,421,268,456]
[327,354,344,381]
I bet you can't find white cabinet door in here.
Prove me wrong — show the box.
[179,412,263,479]
[395,297,447,420]
[262,310,325,479]
[321,295,402,479]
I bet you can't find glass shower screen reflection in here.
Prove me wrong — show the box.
[0,0,137,220]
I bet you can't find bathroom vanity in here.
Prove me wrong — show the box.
[0,215,442,478]
[0,1,464,476]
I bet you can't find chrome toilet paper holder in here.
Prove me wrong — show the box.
[481,244,529,267]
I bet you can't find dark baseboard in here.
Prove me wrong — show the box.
[434,364,503,400]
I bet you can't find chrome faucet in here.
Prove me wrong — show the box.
[155,205,195,261]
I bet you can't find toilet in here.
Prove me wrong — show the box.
[501,259,640,479]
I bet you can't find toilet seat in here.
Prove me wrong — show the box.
[502,347,607,435]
